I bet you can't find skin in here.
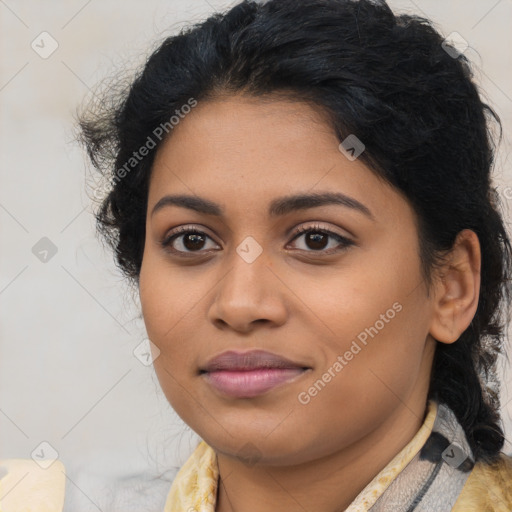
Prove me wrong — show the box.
[138,95,481,512]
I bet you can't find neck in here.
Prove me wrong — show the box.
[215,395,430,512]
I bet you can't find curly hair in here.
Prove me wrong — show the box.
[77,0,512,463]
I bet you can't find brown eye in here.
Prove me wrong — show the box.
[288,224,354,255]
[160,223,354,258]
[161,226,220,256]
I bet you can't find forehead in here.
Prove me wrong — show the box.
[153,94,335,163]
[148,95,409,224]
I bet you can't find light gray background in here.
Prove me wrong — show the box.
[1,0,511,508]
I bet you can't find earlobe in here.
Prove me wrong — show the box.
[429,229,481,345]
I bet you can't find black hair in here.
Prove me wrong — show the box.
[78,0,512,463]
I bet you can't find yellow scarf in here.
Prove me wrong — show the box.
[163,401,437,511]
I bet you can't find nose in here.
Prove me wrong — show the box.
[206,248,288,333]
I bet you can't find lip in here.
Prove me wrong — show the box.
[200,349,311,398]
[200,349,308,372]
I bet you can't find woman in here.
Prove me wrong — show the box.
[2,0,511,510]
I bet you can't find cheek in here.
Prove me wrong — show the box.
[138,253,213,401]
[139,251,201,342]
[139,257,192,384]
[293,301,428,456]
[139,265,198,419]
[306,243,429,399]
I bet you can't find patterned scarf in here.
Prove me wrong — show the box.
[163,400,475,511]
[368,401,474,511]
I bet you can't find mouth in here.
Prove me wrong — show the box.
[199,349,311,398]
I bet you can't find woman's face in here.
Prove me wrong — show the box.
[139,95,438,466]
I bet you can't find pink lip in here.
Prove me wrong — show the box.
[202,368,308,398]
[200,349,311,398]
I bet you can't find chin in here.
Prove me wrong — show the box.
[199,426,318,467]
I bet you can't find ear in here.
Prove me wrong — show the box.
[429,229,481,344]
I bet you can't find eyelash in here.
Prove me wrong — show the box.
[160,223,354,258]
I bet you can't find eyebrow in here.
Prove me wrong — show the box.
[151,191,374,220]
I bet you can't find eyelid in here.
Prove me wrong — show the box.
[288,222,351,240]
[163,222,351,242]
[161,224,218,246]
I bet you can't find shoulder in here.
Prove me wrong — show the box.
[453,453,512,511]
[0,458,66,512]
